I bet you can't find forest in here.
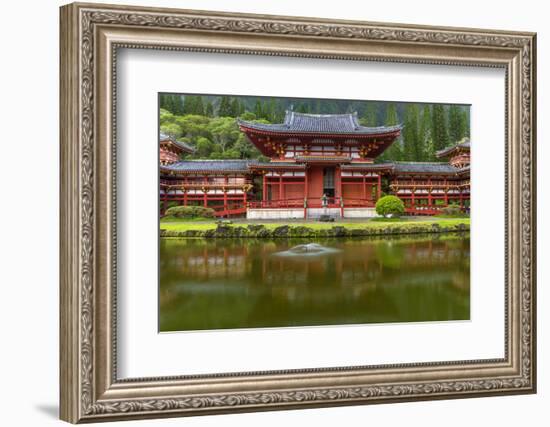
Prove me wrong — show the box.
[159,93,470,162]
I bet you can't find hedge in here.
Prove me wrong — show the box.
[164,205,215,218]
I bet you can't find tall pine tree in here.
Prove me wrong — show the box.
[230,98,241,117]
[173,95,184,115]
[448,105,465,144]
[419,105,432,160]
[402,104,421,161]
[362,104,378,126]
[218,96,233,117]
[380,103,403,161]
[431,104,449,152]
[205,101,214,117]
[460,108,470,138]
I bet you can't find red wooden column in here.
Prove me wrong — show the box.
[224,175,228,212]
[443,178,448,207]
[243,187,247,210]
[336,167,343,217]
[362,175,367,200]
[377,173,382,201]
[279,173,283,201]
[427,177,432,208]
[304,169,309,198]
[262,173,267,203]
[183,189,187,206]
[203,190,208,208]
[304,168,309,219]
[335,166,342,198]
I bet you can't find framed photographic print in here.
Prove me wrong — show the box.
[60,2,537,423]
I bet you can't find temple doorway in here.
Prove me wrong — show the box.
[323,167,335,198]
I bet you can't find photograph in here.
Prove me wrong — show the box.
[56,2,536,422]
[158,93,471,332]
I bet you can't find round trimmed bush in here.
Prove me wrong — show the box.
[375,195,405,218]
[165,205,215,219]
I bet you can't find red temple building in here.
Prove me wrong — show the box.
[159,111,470,218]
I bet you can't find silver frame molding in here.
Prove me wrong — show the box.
[60,2,536,423]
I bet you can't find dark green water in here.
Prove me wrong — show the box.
[159,234,470,332]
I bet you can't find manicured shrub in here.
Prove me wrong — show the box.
[165,205,215,218]
[375,195,405,218]
[441,204,464,217]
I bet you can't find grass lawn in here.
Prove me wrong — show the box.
[160,217,470,232]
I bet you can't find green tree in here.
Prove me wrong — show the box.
[218,96,233,117]
[160,94,184,115]
[448,105,465,144]
[431,104,449,152]
[195,137,214,158]
[296,103,308,113]
[419,105,431,160]
[205,101,214,117]
[174,114,210,140]
[265,99,278,121]
[380,103,402,161]
[253,100,264,119]
[239,111,256,121]
[230,98,241,117]
[160,122,182,138]
[402,104,421,161]
[159,108,175,124]
[375,195,405,218]
[361,104,378,126]
[183,96,204,115]
[194,96,205,115]
[424,138,436,161]
[460,108,470,138]
[234,133,261,158]
[208,117,240,154]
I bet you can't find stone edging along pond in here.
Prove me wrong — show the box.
[160,222,470,239]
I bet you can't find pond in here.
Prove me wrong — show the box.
[159,234,470,332]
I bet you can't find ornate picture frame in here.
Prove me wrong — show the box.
[60,2,536,423]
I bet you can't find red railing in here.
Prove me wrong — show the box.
[248,197,376,209]
[341,198,376,208]
[306,197,341,209]
[248,198,304,209]
[405,206,444,215]
[209,204,248,217]
[160,179,251,189]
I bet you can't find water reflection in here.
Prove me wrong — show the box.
[160,234,470,331]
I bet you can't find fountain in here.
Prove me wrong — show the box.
[272,243,341,257]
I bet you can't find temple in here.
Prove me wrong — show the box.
[160,111,470,218]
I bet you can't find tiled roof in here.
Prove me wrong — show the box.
[341,163,395,170]
[392,162,461,174]
[342,162,469,175]
[159,133,195,153]
[161,160,255,173]
[248,162,305,169]
[161,160,469,176]
[238,111,402,135]
[295,155,352,163]
[436,139,471,158]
